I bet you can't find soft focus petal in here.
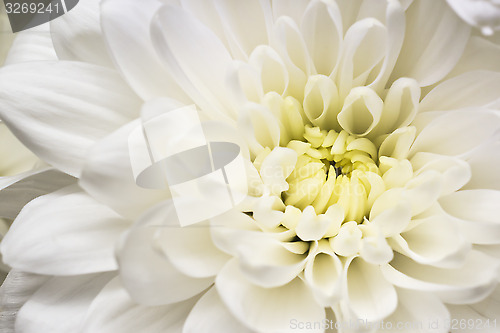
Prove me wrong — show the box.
[15,273,113,333]
[0,270,49,332]
[216,259,325,333]
[0,61,141,176]
[391,0,470,86]
[82,277,196,333]
[183,287,255,333]
[345,257,398,322]
[50,0,113,67]
[80,120,166,219]
[101,0,190,102]
[118,202,213,306]
[1,185,128,275]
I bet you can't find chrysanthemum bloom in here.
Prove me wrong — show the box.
[1,0,500,332]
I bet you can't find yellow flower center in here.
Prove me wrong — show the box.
[283,125,380,223]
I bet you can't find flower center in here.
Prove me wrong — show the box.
[282,125,380,222]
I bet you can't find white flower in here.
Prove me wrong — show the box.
[1,0,500,332]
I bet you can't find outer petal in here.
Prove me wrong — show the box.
[183,287,255,333]
[382,251,499,304]
[378,289,449,333]
[300,0,342,76]
[0,61,141,177]
[4,24,57,65]
[0,169,75,220]
[1,185,129,275]
[391,0,470,86]
[390,214,470,267]
[214,0,272,60]
[410,109,500,157]
[118,202,213,306]
[419,71,500,112]
[446,0,500,35]
[80,120,166,219]
[151,5,236,121]
[50,0,113,67]
[15,273,114,333]
[156,222,231,278]
[439,189,500,245]
[0,270,49,332]
[216,259,325,333]
[82,277,197,333]
[345,257,397,322]
[101,0,189,102]
[463,139,500,191]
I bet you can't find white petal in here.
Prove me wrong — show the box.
[101,0,189,102]
[118,204,213,306]
[304,240,343,306]
[410,109,500,157]
[303,75,341,130]
[381,288,450,333]
[391,214,470,267]
[1,185,128,275]
[216,259,325,333]
[300,0,342,76]
[382,251,498,304]
[440,189,500,245]
[156,222,231,278]
[296,205,343,241]
[214,0,272,59]
[80,120,166,219]
[83,277,196,333]
[16,273,113,333]
[151,5,236,121]
[0,122,39,177]
[271,17,310,100]
[249,45,289,95]
[368,1,406,93]
[0,168,75,220]
[5,25,57,65]
[464,139,500,191]
[463,283,500,322]
[378,126,416,160]
[337,18,387,97]
[391,0,470,86]
[337,86,383,136]
[446,0,500,35]
[0,62,141,177]
[271,0,309,26]
[360,235,394,265]
[410,152,471,196]
[51,0,113,67]
[238,103,281,155]
[371,201,411,237]
[0,270,49,332]
[372,78,419,136]
[259,147,297,196]
[345,257,397,322]
[213,223,307,287]
[420,71,500,112]
[180,0,231,54]
[448,36,500,77]
[330,222,362,257]
[404,171,443,216]
[183,287,254,333]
